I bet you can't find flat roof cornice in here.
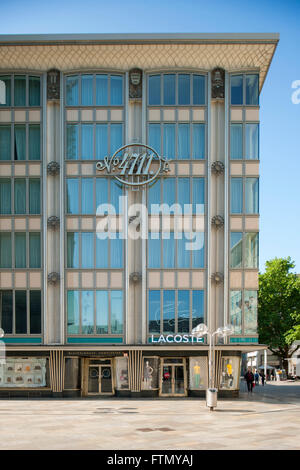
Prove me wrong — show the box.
[0,32,280,46]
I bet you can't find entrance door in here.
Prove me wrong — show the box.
[160,360,187,396]
[87,364,113,395]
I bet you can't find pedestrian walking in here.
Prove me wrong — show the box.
[260,371,265,386]
[244,368,254,393]
[254,371,259,385]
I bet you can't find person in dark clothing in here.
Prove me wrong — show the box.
[260,371,265,386]
[244,368,254,393]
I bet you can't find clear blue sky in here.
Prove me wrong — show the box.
[1,0,299,273]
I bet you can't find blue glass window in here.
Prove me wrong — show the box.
[178,236,190,268]
[67,291,80,334]
[245,178,259,214]
[81,75,93,106]
[0,76,11,106]
[163,290,175,333]
[67,232,79,268]
[81,124,93,160]
[111,180,123,214]
[66,178,79,214]
[192,124,205,159]
[192,177,205,215]
[163,232,175,268]
[81,232,94,269]
[29,125,40,160]
[192,290,204,329]
[29,77,40,107]
[66,76,79,106]
[178,178,190,211]
[95,124,108,160]
[192,232,205,268]
[163,178,176,209]
[96,75,108,106]
[14,76,26,106]
[148,180,161,214]
[231,178,243,214]
[149,290,161,333]
[110,237,123,268]
[111,290,123,334]
[96,178,108,213]
[178,74,190,105]
[110,76,123,105]
[96,237,108,268]
[231,75,243,105]
[81,178,94,214]
[163,74,175,105]
[82,290,94,334]
[178,290,190,333]
[193,75,205,105]
[66,125,79,160]
[96,291,108,334]
[230,124,243,159]
[230,232,243,268]
[0,125,11,160]
[148,75,161,105]
[148,124,161,154]
[148,233,161,268]
[245,124,259,160]
[178,124,190,159]
[110,123,123,156]
[163,124,175,159]
[246,75,259,105]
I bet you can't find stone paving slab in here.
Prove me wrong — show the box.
[0,383,299,450]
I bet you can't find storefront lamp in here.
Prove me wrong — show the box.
[192,322,233,411]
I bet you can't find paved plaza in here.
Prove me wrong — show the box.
[0,381,299,450]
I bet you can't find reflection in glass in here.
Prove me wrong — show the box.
[81,178,94,214]
[67,232,79,268]
[14,179,26,214]
[81,124,93,160]
[14,125,26,160]
[29,76,40,106]
[245,233,258,268]
[95,124,108,160]
[245,178,259,214]
[149,290,160,333]
[193,75,205,105]
[163,290,175,333]
[178,74,190,105]
[66,76,79,105]
[163,232,175,268]
[246,74,259,105]
[192,232,205,268]
[192,123,205,159]
[29,125,40,160]
[14,75,26,106]
[30,290,41,334]
[231,75,243,105]
[148,75,161,105]
[163,124,175,159]
[192,290,204,329]
[66,124,78,160]
[111,237,123,268]
[245,124,259,160]
[231,178,243,213]
[66,178,79,214]
[29,232,41,268]
[148,123,161,154]
[82,290,94,334]
[230,232,243,268]
[192,177,205,214]
[0,179,11,214]
[67,290,80,334]
[244,290,258,334]
[111,290,123,334]
[110,75,123,105]
[178,290,190,333]
[96,75,108,105]
[230,124,243,159]
[81,232,94,269]
[0,125,11,160]
[15,233,26,268]
[110,123,123,156]
[230,291,242,334]
[148,180,160,214]
[0,76,11,106]
[96,291,108,334]
[81,75,93,106]
[178,124,190,159]
[163,74,175,105]
[148,232,160,268]
[96,237,108,268]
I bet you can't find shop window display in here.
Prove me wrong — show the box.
[219,357,240,390]
[0,357,47,388]
[189,357,208,390]
[142,357,159,390]
[115,356,129,390]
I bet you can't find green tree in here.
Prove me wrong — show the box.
[258,257,300,374]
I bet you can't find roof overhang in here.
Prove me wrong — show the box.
[0,33,279,91]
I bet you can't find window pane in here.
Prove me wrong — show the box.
[0,290,13,334]
[230,232,243,268]
[29,233,41,268]
[230,291,242,334]
[178,178,190,210]
[245,124,259,160]
[81,232,94,269]
[149,290,160,333]
[96,291,108,334]
[245,178,259,214]
[66,178,79,214]
[29,125,40,160]
[192,177,205,214]
[96,178,108,212]
[66,76,79,106]
[163,74,175,105]
[30,290,41,334]
[110,123,123,155]
[148,180,160,214]
[163,124,175,159]
[231,75,243,105]
[178,124,190,159]
[163,290,175,333]
[111,180,122,214]
[246,74,259,105]
[178,74,190,105]
[82,290,94,334]
[231,178,243,213]
[14,124,26,160]
[14,75,26,106]
[14,179,26,214]
[148,233,160,268]
[81,124,93,160]
[0,76,11,106]
[192,232,205,268]
[15,290,27,334]
[15,232,26,268]
[0,178,11,214]
[193,75,205,105]
[245,232,258,268]
[178,290,190,333]
[95,124,108,160]
[148,75,161,105]
[81,178,94,214]
[29,179,40,214]
[67,232,79,268]
[110,75,123,105]
[192,290,204,329]
[0,125,11,160]
[29,77,40,106]
[111,237,123,268]
[96,237,108,268]
[111,290,123,334]
[67,291,79,334]
[81,75,93,106]
[148,124,161,154]
[163,178,176,212]
[230,124,243,159]
[192,123,205,159]
[0,233,12,268]
[244,290,258,334]
[178,236,190,268]
[96,74,108,106]
[66,124,78,160]
[163,232,175,268]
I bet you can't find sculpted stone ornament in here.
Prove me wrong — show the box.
[96,143,170,187]
[129,272,142,283]
[211,161,225,175]
[211,215,225,228]
[47,272,60,285]
[47,216,60,229]
[211,67,225,99]
[47,161,60,176]
[129,68,142,99]
[211,272,224,284]
[47,69,60,100]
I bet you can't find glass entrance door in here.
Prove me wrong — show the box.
[87,363,114,395]
[100,366,113,393]
[160,360,187,396]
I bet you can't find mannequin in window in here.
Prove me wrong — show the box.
[144,361,154,390]
[193,361,201,388]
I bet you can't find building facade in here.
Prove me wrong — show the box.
[0,34,278,397]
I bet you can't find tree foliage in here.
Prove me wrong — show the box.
[258,257,300,369]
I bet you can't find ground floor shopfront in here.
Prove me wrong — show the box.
[0,345,264,398]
